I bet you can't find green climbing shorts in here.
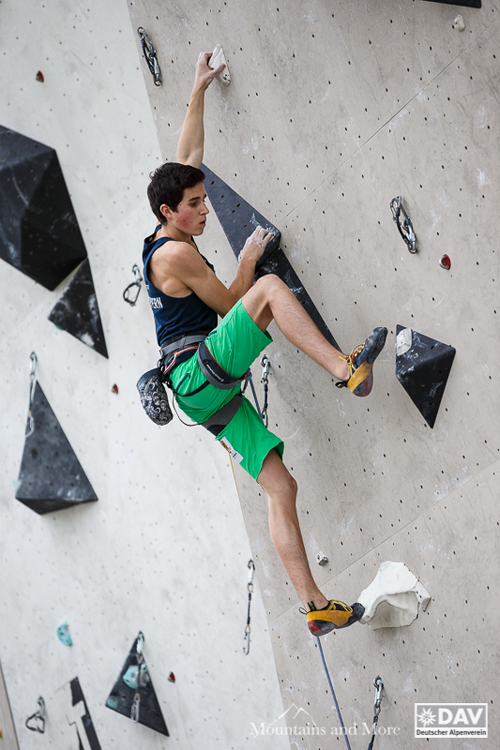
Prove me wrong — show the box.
[170,299,284,480]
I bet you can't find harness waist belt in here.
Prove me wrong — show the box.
[160,332,208,360]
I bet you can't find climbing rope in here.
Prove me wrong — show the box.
[123,264,143,306]
[316,637,384,750]
[137,28,162,86]
[243,560,255,655]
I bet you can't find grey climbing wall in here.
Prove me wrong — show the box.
[130,0,500,746]
[0,1,285,749]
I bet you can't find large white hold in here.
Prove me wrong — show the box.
[209,44,231,86]
[358,561,431,630]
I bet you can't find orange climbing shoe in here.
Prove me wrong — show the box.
[302,600,365,636]
[336,326,388,397]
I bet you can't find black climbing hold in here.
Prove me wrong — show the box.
[106,634,169,736]
[68,678,102,750]
[0,125,87,290]
[421,0,480,7]
[395,325,456,428]
[48,258,109,358]
[15,381,98,514]
[202,163,340,350]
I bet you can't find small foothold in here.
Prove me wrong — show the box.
[440,254,451,270]
[57,621,73,646]
[36,71,44,82]
[452,15,465,32]
[168,672,176,683]
[316,552,329,566]
[111,384,119,394]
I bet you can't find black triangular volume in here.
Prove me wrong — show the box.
[105,635,169,736]
[201,163,281,265]
[201,163,340,349]
[0,125,87,290]
[421,1,480,8]
[69,678,102,750]
[395,325,456,428]
[15,381,98,514]
[48,258,108,358]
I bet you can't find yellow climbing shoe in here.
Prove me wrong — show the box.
[336,326,388,397]
[302,600,364,636]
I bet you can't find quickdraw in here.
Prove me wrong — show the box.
[243,560,255,655]
[240,355,271,427]
[25,696,45,733]
[137,27,162,86]
[367,676,384,750]
[390,195,417,253]
[26,351,37,439]
[123,264,143,306]
[260,355,270,427]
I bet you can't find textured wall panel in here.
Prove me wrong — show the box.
[129,0,500,746]
[0,1,286,749]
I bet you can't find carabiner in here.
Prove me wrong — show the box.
[123,264,143,306]
[25,697,45,733]
[373,675,384,716]
[390,196,417,253]
[137,27,162,86]
[247,559,255,592]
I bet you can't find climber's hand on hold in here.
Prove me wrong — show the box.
[239,226,275,266]
[194,51,225,91]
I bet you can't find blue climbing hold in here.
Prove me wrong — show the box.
[57,621,73,646]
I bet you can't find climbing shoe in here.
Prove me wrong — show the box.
[336,326,388,397]
[137,368,173,426]
[302,599,365,636]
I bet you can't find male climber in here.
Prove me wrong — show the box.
[142,52,387,636]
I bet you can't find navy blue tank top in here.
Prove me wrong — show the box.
[142,227,218,349]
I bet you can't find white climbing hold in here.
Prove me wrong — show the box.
[396,327,412,357]
[209,44,231,86]
[357,561,431,630]
[452,15,465,32]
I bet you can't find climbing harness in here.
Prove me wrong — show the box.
[131,632,145,723]
[137,27,161,86]
[197,340,244,390]
[25,696,45,733]
[26,351,37,439]
[123,264,143,306]
[317,637,385,750]
[243,560,255,655]
[138,335,271,434]
[390,195,417,253]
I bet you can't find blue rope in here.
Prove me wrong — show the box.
[316,637,352,750]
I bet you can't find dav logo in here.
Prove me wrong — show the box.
[415,703,488,738]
